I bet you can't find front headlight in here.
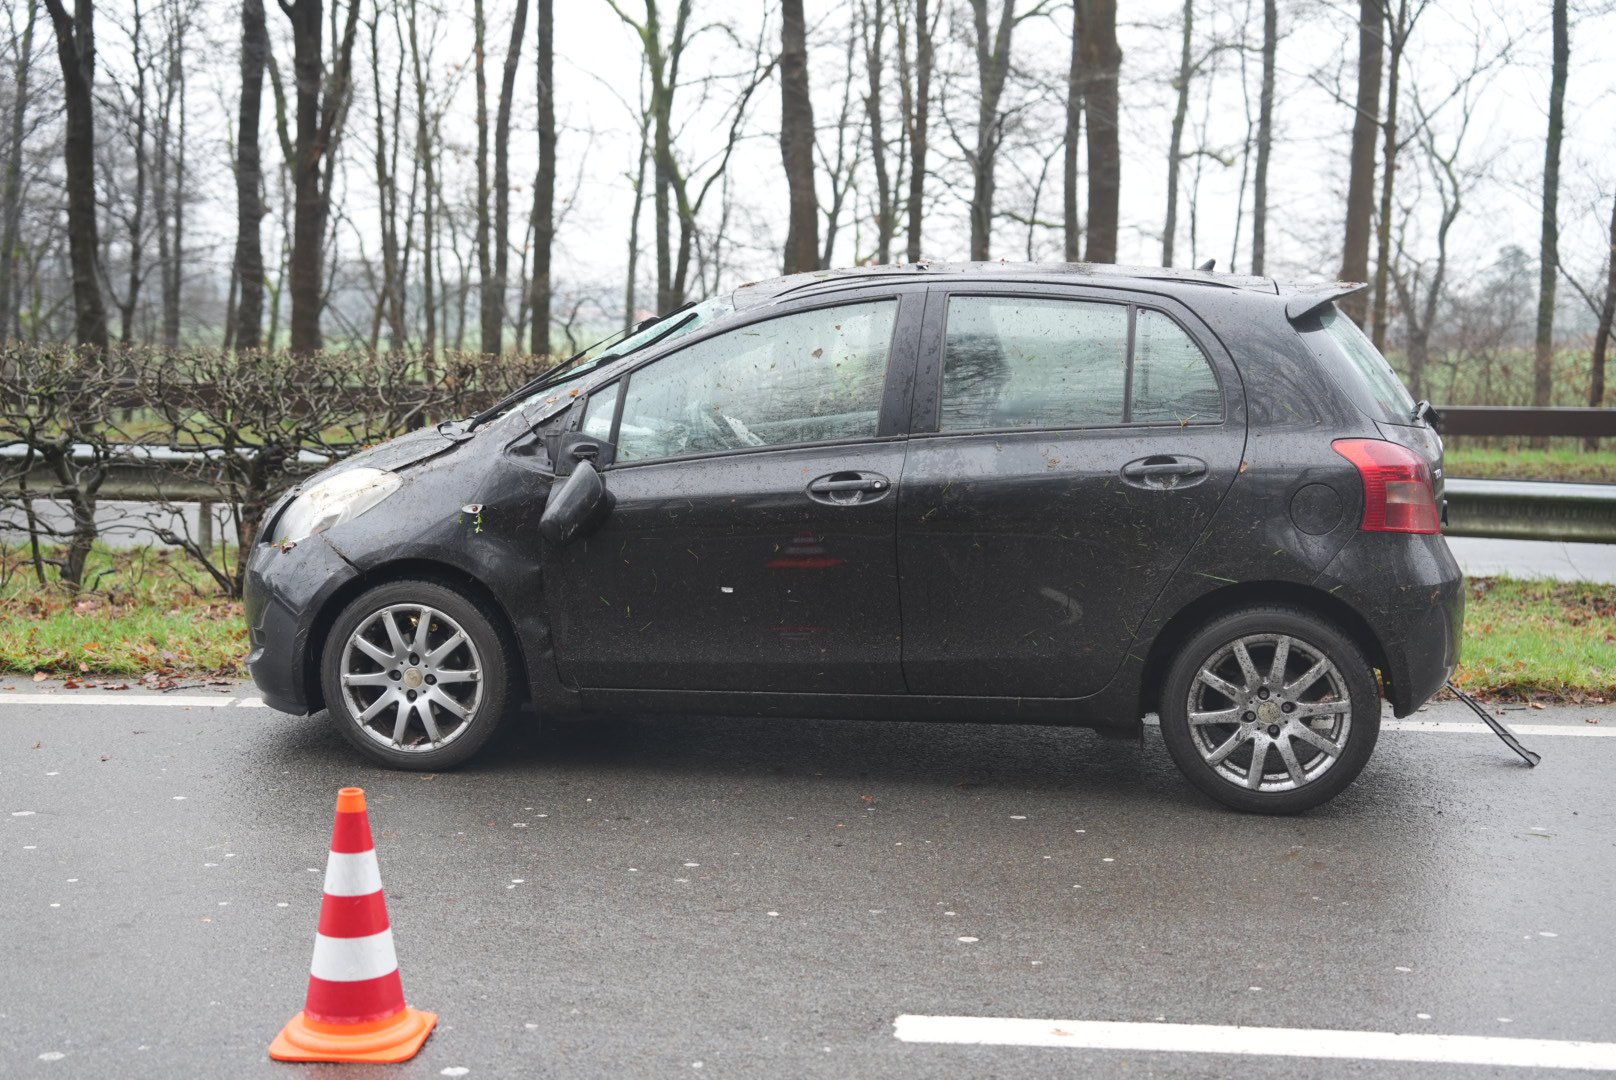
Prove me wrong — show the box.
[269,467,402,545]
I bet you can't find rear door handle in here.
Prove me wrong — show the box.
[1121,455,1208,487]
[807,471,890,505]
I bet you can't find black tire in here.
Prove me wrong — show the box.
[1159,605,1380,814]
[320,579,514,770]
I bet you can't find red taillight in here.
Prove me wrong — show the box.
[1332,438,1440,534]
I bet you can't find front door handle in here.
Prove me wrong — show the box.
[807,471,890,506]
[1121,455,1208,488]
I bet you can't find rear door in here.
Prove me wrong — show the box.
[548,288,922,694]
[897,283,1247,698]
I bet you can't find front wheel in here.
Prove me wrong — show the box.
[320,579,513,770]
[1159,606,1380,814]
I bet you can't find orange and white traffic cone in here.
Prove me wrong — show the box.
[269,787,437,1063]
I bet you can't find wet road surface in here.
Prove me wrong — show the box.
[3,686,1613,1078]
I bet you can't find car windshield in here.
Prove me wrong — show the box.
[517,293,738,413]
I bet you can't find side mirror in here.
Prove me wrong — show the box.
[539,460,612,547]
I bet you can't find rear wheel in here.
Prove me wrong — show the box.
[1159,606,1379,814]
[320,579,512,770]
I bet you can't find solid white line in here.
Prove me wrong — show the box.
[309,929,397,983]
[1383,719,1613,737]
[0,692,256,708]
[892,1016,1616,1071]
[322,850,383,898]
[0,691,1610,736]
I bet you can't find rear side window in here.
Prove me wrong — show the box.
[941,297,1128,430]
[1131,309,1222,423]
[939,296,1221,431]
[613,300,897,462]
[1316,306,1417,423]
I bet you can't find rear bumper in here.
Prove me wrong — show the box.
[1313,531,1464,716]
[243,534,359,716]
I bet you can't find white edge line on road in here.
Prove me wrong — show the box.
[0,692,264,708]
[892,1016,1616,1072]
[0,693,1608,735]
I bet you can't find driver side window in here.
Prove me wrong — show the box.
[612,300,897,463]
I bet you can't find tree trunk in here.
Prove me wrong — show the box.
[161,24,184,349]
[1371,0,1407,351]
[233,0,267,350]
[485,0,528,357]
[1062,0,1082,262]
[1532,0,1568,414]
[1338,0,1382,324]
[1162,0,1192,267]
[780,0,818,273]
[1250,0,1275,276]
[0,0,35,341]
[119,1,148,346]
[905,0,932,263]
[863,0,895,265]
[407,0,435,362]
[472,0,494,353]
[1585,194,1615,449]
[1078,0,1119,264]
[43,0,109,353]
[529,0,553,356]
[281,0,361,354]
[967,0,1016,262]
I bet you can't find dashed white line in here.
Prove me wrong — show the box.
[892,1016,1616,1071]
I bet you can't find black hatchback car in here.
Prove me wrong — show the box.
[245,263,1462,813]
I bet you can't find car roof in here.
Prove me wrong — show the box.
[729,260,1290,310]
[727,260,1374,319]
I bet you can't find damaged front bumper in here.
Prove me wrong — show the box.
[243,532,359,715]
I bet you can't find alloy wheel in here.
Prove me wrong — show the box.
[1185,632,1352,793]
[338,603,484,753]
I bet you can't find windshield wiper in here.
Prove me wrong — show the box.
[1413,400,1441,428]
[465,301,696,431]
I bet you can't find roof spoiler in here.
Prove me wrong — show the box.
[1285,282,1367,321]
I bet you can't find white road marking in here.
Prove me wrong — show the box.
[892,1016,1616,1071]
[0,691,1609,736]
[1140,713,1610,738]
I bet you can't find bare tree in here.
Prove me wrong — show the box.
[780,0,818,273]
[862,0,899,264]
[0,1,37,342]
[1371,0,1424,350]
[406,0,436,360]
[1339,0,1382,323]
[1531,0,1568,414]
[529,0,554,355]
[232,0,267,350]
[1591,194,1615,432]
[278,0,361,353]
[1077,0,1119,264]
[1162,0,1193,267]
[898,0,937,262]
[43,0,109,352]
[1250,0,1275,276]
[481,0,529,356]
[1062,0,1081,261]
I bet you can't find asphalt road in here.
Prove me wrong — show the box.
[3,686,1614,1078]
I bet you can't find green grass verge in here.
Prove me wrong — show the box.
[1444,445,1616,483]
[0,545,246,678]
[2,547,1610,702]
[1452,577,1614,702]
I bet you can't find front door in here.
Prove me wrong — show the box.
[897,285,1246,698]
[549,292,920,694]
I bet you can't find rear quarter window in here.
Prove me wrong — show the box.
[1309,306,1418,424]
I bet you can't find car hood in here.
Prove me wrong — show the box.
[329,425,462,476]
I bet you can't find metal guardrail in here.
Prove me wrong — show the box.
[1437,406,1616,439]
[1443,478,1616,544]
